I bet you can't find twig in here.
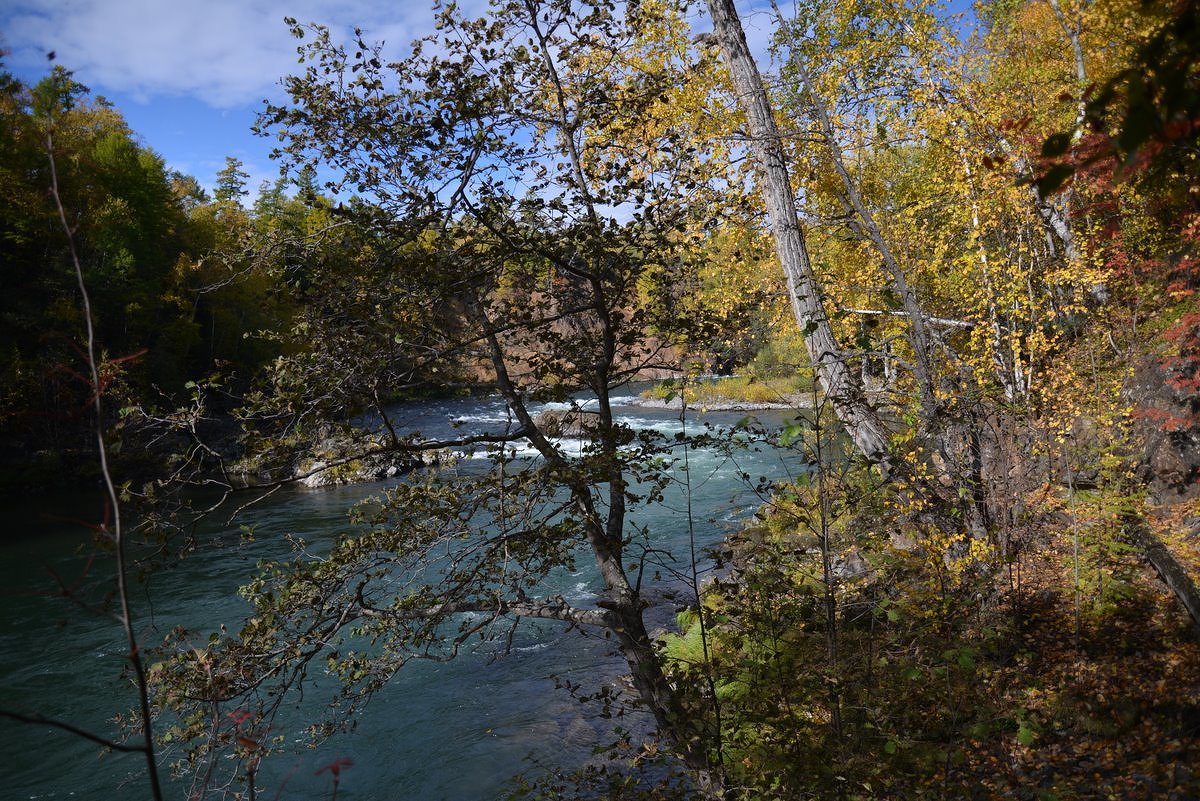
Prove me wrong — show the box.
[0,710,148,753]
[43,73,165,801]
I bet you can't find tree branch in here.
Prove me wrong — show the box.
[355,591,613,628]
[842,308,975,330]
[0,709,148,754]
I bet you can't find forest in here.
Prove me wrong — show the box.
[1,0,1199,797]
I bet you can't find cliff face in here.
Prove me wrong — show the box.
[1130,354,1200,503]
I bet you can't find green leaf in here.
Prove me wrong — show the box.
[780,422,807,447]
[958,652,976,670]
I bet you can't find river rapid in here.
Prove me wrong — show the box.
[1,389,807,799]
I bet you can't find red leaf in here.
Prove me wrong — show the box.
[227,709,253,728]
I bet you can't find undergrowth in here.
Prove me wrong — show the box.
[658,475,1200,800]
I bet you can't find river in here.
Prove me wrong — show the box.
[0,389,806,799]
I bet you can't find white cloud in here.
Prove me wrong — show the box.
[686,0,786,75]
[0,0,486,108]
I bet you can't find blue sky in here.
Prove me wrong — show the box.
[0,0,483,195]
[0,0,790,198]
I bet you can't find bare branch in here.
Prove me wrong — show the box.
[0,710,148,754]
[356,593,614,628]
[45,95,164,801]
[842,308,975,330]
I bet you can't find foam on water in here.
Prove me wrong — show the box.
[567,581,596,602]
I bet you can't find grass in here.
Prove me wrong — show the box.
[641,374,817,406]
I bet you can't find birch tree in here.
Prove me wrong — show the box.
[703,0,892,462]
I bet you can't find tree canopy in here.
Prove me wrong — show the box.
[2,0,1199,797]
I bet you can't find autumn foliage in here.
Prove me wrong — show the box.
[6,0,1200,798]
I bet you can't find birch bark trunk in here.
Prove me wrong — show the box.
[704,0,891,461]
[767,0,940,426]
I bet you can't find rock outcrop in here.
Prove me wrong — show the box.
[288,429,458,489]
[533,408,603,438]
[1130,356,1200,502]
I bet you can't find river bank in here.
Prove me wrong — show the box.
[627,393,816,411]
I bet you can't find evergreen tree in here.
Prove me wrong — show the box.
[214,155,249,203]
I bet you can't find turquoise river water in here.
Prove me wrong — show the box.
[0,390,807,799]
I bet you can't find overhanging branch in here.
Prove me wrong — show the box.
[843,308,975,330]
[356,592,613,629]
[0,709,148,754]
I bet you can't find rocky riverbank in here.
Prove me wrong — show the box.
[624,394,817,411]
[292,443,458,488]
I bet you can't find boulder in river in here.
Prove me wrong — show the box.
[296,437,457,488]
[533,408,603,438]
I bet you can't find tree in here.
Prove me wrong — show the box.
[0,65,208,475]
[155,1,746,796]
[703,0,892,462]
[768,0,942,427]
[214,155,250,203]
[0,61,165,801]
[762,0,1007,535]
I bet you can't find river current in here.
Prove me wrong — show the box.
[1,389,805,799]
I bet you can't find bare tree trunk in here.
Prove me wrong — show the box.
[704,0,891,462]
[470,291,726,796]
[1047,0,1090,142]
[1045,0,1108,304]
[767,0,940,427]
[1136,524,1200,634]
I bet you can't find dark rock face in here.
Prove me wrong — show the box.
[1144,428,1200,497]
[1131,356,1200,502]
[533,408,602,438]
